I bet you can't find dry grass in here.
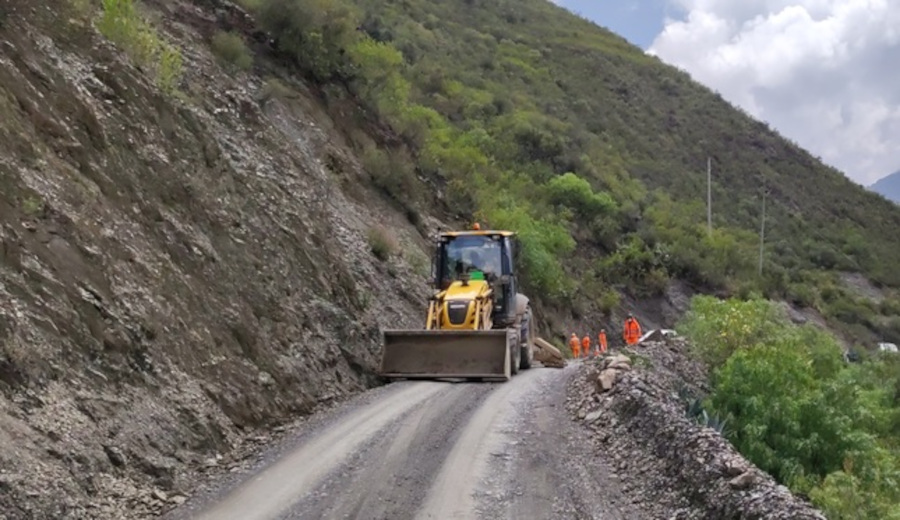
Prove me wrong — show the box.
[367,225,398,261]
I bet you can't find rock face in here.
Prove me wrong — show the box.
[0,1,434,517]
[567,340,827,520]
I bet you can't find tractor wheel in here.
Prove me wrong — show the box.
[508,327,521,376]
[520,306,535,370]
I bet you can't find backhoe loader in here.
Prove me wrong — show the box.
[380,224,536,381]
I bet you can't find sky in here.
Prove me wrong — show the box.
[550,0,900,187]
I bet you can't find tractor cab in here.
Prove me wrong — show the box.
[431,227,520,328]
[379,222,537,382]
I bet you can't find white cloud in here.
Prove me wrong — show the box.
[648,0,900,185]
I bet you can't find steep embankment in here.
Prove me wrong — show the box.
[0,0,434,517]
[567,339,827,520]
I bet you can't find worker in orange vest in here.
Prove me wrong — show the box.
[569,333,580,358]
[581,335,591,358]
[623,313,642,346]
[598,328,608,355]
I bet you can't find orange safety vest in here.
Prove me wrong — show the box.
[598,331,608,352]
[623,318,642,344]
[569,335,579,351]
[581,336,590,351]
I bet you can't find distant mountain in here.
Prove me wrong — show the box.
[871,171,900,203]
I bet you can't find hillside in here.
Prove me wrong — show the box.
[871,171,900,204]
[0,0,437,516]
[0,0,898,516]
[234,0,900,347]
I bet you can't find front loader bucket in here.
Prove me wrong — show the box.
[380,329,512,382]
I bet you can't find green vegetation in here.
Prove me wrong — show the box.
[679,295,900,519]
[21,196,43,216]
[210,31,253,71]
[97,0,183,95]
[231,0,899,341]
[367,225,398,261]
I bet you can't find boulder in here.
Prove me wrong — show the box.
[602,354,632,371]
[534,337,567,368]
[596,369,619,392]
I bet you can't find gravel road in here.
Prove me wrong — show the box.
[164,363,652,520]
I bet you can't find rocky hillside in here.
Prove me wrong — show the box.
[0,0,439,516]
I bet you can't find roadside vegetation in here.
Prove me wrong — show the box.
[678,295,900,519]
[228,0,900,347]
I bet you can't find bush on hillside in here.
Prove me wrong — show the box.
[210,31,253,71]
[97,0,183,94]
[678,295,900,519]
[367,225,397,261]
[676,295,786,369]
[544,172,617,221]
[596,236,672,297]
[255,0,360,82]
[482,202,575,300]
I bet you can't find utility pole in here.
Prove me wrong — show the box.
[707,157,712,236]
[758,187,768,276]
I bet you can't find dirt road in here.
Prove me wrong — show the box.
[165,364,647,520]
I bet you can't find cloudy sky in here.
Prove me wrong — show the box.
[551,0,900,187]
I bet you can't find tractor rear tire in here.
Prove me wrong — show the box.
[508,327,521,376]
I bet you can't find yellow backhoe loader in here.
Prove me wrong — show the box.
[380,224,536,381]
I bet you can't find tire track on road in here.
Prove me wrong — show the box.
[292,382,497,519]
[180,381,450,520]
[414,368,551,520]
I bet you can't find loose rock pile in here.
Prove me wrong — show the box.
[567,339,827,520]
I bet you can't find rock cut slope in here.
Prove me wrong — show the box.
[0,0,435,517]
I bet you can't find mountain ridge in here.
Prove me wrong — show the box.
[871,170,900,203]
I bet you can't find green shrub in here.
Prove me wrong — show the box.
[21,196,42,215]
[544,172,617,220]
[361,145,420,209]
[679,295,900,518]
[596,235,672,296]
[481,201,574,300]
[156,43,183,95]
[97,0,183,95]
[210,31,253,71]
[676,294,789,369]
[367,225,397,261]
[405,248,430,278]
[597,287,620,315]
[256,0,360,82]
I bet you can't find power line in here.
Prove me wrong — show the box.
[759,186,769,276]
[707,156,712,236]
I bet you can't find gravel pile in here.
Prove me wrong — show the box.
[566,338,827,520]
